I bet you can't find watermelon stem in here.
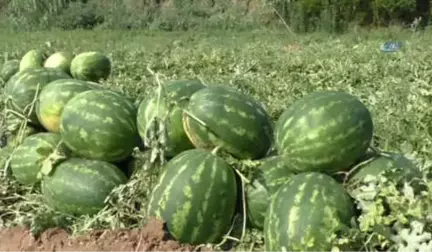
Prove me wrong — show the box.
[233,167,248,243]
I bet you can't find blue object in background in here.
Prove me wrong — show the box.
[380,41,403,52]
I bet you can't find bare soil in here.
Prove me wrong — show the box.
[0,218,213,251]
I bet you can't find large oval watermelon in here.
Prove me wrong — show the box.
[19,49,45,71]
[0,59,20,83]
[264,172,355,251]
[41,157,128,216]
[36,78,104,133]
[70,51,111,82]
[275,91,374,174]
[182,85,273,160]
[147,149,238,245]
[44,51,74,75]
[4,68,72,124]
[137,79,205,157]
[59,89,139,162]
[10,132,62,185]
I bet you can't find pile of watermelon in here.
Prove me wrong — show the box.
[0,48,423,250]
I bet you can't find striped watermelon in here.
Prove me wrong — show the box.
[4,68,72,124]
[137,79,205,157]
[182,85,273,160]
[59,89,139,162]
[44,51,74,75]
[147,149,238,245]
[246,156,295,229]
[36,78,104,133]
[347,151,422,189]
[19,49,45,71]
[0,59,20,83]
[264,172,355,251]
[10,132,62,185]
[41,157,128,216]
[275,91,374,174]
[70,51,111,82]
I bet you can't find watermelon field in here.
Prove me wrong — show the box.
[0,27,432,251]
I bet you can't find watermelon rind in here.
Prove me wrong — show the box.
[44,51,74,75]
[59,89,139,162]
[41,157,128,216]
[182,85,273,160]
[36,78,104,133]
[275,91,374,174]
[70,51,111,82]
[264,172,355,251]
[147,148,238,245]
[19,49,45,71]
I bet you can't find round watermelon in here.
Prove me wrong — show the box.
[182,85,273,160]
[10,132,62,185]
[147,149,238,245]
[137,79,205,157]
[41,157,128,216]
[70,51,111,82]
[59,89,139,162]
[0,59,20,83]
[36,78,104,133]
[275,91,374,174]
[19,49,45,71]
[264,172,355,251]
[4,68,72,124]
[44,51,74,75]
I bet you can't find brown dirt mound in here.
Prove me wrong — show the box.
[0,218,213,251]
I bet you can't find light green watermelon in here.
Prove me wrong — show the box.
[182,85,273,160]
[137,79,205,157]
[147,149,238,245]
[41,157,128,216]
[59,89,140,162]
[10,132,62,185]
[275,91,374,174]
[19,49,45,71]
[70,51,111,82]
[36,78,104,133]
[4,68,72,124]
[44,51,74,75]
[264,172,355,251]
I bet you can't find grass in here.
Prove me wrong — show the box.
[1,26,432,250]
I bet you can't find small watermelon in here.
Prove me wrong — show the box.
[41,157,128,216]
[264,172,355,251]
[0,59,20,83]
[147,149,238,245]
[10,132,62,185]
[137,79,205,157]
[44,51,74,75]
[182,85,273,160]
[4,68,72,124]
[70,51,111,82]
[59,89,139,162]
[275,91,374,174]
[36,78,104,133]
[19,49,45,71]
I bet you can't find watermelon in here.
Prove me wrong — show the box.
[137,79,205,157]
[36,78,104,133]
[347,151,422,189]
[182,85,273,160]
[0,59,20,83]
[70,51,111,82]
[264,172,355,251]
[246,156,295,230]
[41,157,128,216]
[59,89,139,162]
[4,68,72,124]
[147,149,238,245]
[275,91,374,174]
[44,51,74,75]
[19,49,45,71]
[10,132,62,185]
